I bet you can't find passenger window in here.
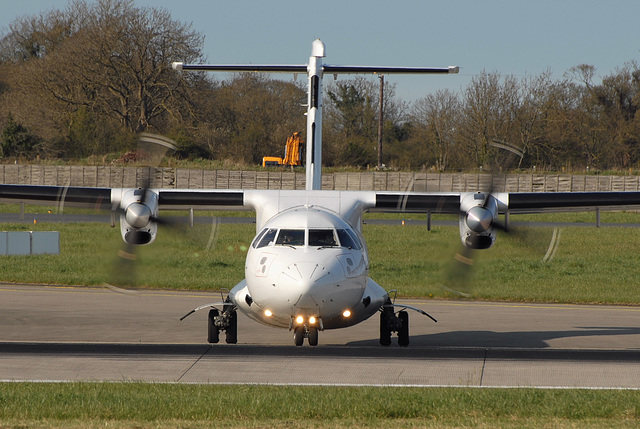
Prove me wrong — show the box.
[252,228,268,248]
[276,229,305,246]
[337,229,361,250]
[309,229,337,247]
[257,228,278,248]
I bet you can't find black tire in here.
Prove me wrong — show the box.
[308,327,319,346]
[379,310,392,346]
[293,326,305,346]
[225,310,238,344]
[398,310,409,347]
[207,309,220,344]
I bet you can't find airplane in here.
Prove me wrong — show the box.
[2,39,640,347]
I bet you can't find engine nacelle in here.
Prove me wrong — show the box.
[115,188,159,245]
[458,192,499,249]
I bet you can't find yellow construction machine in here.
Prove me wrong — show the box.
[262,132,304,167]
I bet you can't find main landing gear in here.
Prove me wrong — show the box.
[379,298,410,347]
[207,301,238,344]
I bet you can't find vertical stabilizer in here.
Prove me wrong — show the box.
[305,39,325,190]
[171,40,458,192]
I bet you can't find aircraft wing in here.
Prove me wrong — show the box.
[157,189,246,210]
[0,185,112,209]
[505,192,640,213]
[0,184,248,211]
[372,191,640,214]
[373,192,461,214]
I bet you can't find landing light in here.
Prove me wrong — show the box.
[296,316,304,325]
[342,310,351,318]
[264,310,273,317]
[309,316,317,324]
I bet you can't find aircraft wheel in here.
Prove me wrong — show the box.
[207,309,220,344]
[225,310,238,344]
[379,310,392,346]
[293,326,305,346]
[398,310,409,347]
[308,327,319,346]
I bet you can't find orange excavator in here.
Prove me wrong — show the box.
[262,132,304,167]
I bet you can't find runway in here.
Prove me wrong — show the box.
[1,283,640,388]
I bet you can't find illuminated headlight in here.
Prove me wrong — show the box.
[342,310,351,318]
[309,316,317,325]
[264,310,273,317]
[296,316,304,325]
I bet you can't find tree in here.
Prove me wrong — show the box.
[199,73,306,164]
[324,76,405,167]
[409,89,461,170]
[0,113,40,158]
[0,0,206,157]
[459,72,520,170]
[564,63,640,169]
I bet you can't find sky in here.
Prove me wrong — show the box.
[2,0,640,102]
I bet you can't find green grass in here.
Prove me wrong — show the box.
[0,220,253,290]
[0,383,638,428]
[2,214,640,428]
[3,212,640,303]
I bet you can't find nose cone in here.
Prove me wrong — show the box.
[125,203,152,228]
[466,206,493,232]
[279,261,335,309]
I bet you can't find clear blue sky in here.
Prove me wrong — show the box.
[2,0,639,102]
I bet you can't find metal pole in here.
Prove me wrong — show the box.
[377,75,384,169]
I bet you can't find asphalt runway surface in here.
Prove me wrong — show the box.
[1,283,640,388]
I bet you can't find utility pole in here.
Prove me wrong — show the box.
[377,74,384,169]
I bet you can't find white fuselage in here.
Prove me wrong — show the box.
[229,205,388,331]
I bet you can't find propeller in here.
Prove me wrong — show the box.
[105,133,226,290]
[106,133,177,288]
[440,175,511,297]
[440,186,562,297]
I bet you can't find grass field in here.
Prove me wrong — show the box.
[1,210,640,303]
[0,382,638,428]
[2,210,640,428]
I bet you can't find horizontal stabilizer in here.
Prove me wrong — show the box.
[323,65,459,74]
[172,62,307,73]
[172,62,459,75]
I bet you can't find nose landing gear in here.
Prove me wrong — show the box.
[292,322,320,346]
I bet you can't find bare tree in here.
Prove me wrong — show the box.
[1,0,205,157]
[459,71,520,170]
[324,76,405,167]
[410,89,461,170]
[201,73,306,164]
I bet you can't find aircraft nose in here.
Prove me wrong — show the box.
[279,261,335,308]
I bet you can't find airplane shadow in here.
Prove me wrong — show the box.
[346,326,640,349]
[3,327,640,361]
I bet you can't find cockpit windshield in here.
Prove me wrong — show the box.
[276,229,305,246]
[255,228,278,248]
[253,226,363,249]
[336,229,361,249]
[309,229,337,247]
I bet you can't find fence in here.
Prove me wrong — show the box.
[1,164,640,192]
